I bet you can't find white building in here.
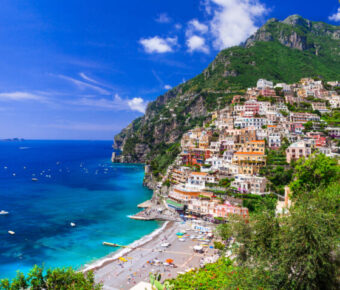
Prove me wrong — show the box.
[268,133,281,148]
[187,172,216,190]
[257,79,273,89]
[274,83,291,92]
[234,117,268,129]
[231,174,267,194]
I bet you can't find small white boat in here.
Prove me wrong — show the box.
[32,178,38,181]
[12,173,16,176]
[0,210,9,215]
[8,231,15,235]
[70,222,76,227]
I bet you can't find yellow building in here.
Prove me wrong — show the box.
[243,140,265,153]
[233,152,266,174]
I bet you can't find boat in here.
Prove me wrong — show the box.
[70,222,76,227]
[32,178,38,181]
[8,231,15,235]
[0,210,9,215]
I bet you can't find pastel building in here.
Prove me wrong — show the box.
[285,140,313,163]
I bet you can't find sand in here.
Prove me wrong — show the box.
[87,220,217,290]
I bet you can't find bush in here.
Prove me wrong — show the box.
[0,266,102,290]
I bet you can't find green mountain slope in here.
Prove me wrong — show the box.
[114,15,340,176]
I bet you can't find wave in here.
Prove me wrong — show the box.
[82,221,169,272]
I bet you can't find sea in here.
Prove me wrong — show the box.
[0,140,159,279]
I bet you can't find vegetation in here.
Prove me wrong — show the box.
[289,153,340,196]
[321,109,340,127]
[149,142,181,177]
[168,258,272,289]
[0,266,101,290]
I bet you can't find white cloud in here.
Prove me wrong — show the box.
[185,19,209,53]
[205,0,268,49]
[79,72,101,85]
[186,19,209,35]
[155,13,171,23]
[329,8,340,22]
[164,85,172,90]
[58,75,110,95]
[0,92,47,102]
[186,35,210,53]
[139,36,178,53]
[127,97,148,113]
[174,23,182,30]
[68,93,148,114]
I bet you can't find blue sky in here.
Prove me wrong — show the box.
[0,0,339,140]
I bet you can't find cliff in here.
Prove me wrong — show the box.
[114,15,340,177]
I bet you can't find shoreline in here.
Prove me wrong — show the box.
[82,220,172,273]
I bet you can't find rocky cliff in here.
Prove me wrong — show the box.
[113,15,340,176]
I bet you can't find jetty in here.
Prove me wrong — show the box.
[102,242,127,248]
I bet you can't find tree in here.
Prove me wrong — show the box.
[289,154,340,196]
[276,196,339,289]
[0,266,102,290]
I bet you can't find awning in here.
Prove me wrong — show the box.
[166,199,184,210]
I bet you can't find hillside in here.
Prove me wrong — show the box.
[114,15,340,175]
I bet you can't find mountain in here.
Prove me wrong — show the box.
[114,15,340,176]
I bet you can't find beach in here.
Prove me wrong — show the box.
[87,220,218,290]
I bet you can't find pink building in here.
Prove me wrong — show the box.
[306,132,327,147]
[244,100,260,115]
[285,140,313,163]
[259,88,276,97]
[215,202,249,219]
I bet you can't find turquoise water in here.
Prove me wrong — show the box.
[0,140,159,279]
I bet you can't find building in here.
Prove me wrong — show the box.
[285,140,313,163]
[257,79,273,89]
[215,202,249,219]
[326,127,340,138]
[244,100,260,115]
[231,174,267,194]
[233,152,266,174]
[311,102,330,114]
[170,167,192,184]
[188,199,218,216]
[187,172,215,190]
[242,140,266,153]
[234,117,268,129]
[268,133,281,148]
[289,112,320,123]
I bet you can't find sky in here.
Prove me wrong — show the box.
[0,0,339,140]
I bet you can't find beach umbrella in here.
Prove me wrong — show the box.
[176,232,184,236]
[166,259,174,264]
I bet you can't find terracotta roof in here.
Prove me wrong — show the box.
[191,172,208,176]
[249,140,265,143]
[173,189,201,195]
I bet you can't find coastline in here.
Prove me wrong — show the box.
[82,220,171,273]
